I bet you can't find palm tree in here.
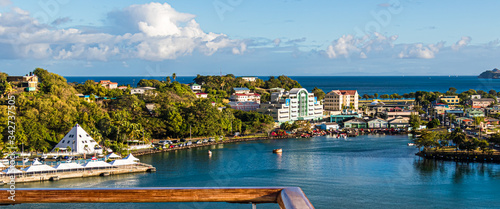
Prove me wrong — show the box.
[172,73,177,81]
[66,146,72,153]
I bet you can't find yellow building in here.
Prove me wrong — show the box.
[439,96,460,106]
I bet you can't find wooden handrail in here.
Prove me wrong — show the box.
[0,187,314,208]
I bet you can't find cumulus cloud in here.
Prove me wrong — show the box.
[398,42,444,59]
[325,33,397,59]
[232,42,247,55]
[0,3,240,61]
[451,36,471,51]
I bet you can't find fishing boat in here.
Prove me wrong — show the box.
[407,143,415,146]
[273,149,283,154]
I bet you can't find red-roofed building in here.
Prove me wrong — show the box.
[229,92,261,104]
[95,80,118,89]
[324,90,359,112]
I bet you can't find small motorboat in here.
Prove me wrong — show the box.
[208,150,212,156]
[273,149,283,154]
[23,158,29,163]
[407,143,415,146]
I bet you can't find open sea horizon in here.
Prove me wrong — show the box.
[65,75,500,96]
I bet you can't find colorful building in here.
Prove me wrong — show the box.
[257,88,323,122]
[324,90,359,112]
[439,95,460,106]
[228,101,260,111]
[7,72,38,92]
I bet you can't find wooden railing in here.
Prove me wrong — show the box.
[0,187,314,209]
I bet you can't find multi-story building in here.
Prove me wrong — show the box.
[95,80,118,89]
[7,72,38,92]
[228,101,260,111]
[469,98,495,108]
[257,88,323,122]
[439,95,460,106]
[230,87,261,104]
[324,90,359,112]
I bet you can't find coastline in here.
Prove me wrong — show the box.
[416,150,500,163]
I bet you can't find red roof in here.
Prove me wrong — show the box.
[196,93,207,95]
[109,82,118,84]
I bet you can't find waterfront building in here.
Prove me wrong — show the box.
[388,116,410,128]
[96,80,118,89]
[343,118,367,128]
[52,124,103,154]
[230,87,261,104]
[439,95,460,106]
[7,72,38,92]
[190,83,202,92]
[367,118,388,128]
[257,88,323,122]
[324,90,359,113]
[318,122,339,130]
[329,114,361,123]
[241,77,257,82]
[131,87,156,95]
[228,101,260,111]
[469,98,495,108]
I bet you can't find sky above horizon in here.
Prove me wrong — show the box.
[0,0,499,76]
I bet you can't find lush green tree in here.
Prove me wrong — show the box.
[427,119,440,129]
[311,87,325,101]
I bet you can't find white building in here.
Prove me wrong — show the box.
[196,93,208,98]
[52,124,102,154]
[324,90,359,112]
[230,88,261,104]
[241,77,257,82]
[257,88,323,122]
[190,83,202,92]
[228,101,260,111]
[131,87,156,95]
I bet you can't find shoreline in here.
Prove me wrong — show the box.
[416,151,500,163]
[0,163,156,185]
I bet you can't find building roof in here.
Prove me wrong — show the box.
[330,90,357,96]
[52,124,101,154]
[23,161,56,173]
[123,153,140,162]
[53,162,84,170]
[471,98,495,102]
[196,93,208,95]
[82,160,113,168]
[233,87,250,91]
[109,159,137,166]
[388,117,410,123]
[322,122,338,125]
[191,83,201,86]
[367,118,387,123]
[344,118,366,123]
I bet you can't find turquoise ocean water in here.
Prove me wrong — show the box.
[11,135,500,209]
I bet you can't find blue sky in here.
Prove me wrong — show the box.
[0,0,500,76]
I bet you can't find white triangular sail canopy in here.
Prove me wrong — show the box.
[3,167,23,174]
[109,159,137,166]
[23,163,56,173]
[52,124,102,154]
[82,160,113,168]
[106,153,121,159]
[54,162,84,170]
[123,153,140,162]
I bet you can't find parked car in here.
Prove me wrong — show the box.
[172,140,179,143]
[203,139,209,143]
[158,140,172,145]
[208,137,215,142]
[186,141,193,146]
[180,138,186,142]
[195,140,202,144]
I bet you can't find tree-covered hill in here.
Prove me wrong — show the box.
[0,69,274,155]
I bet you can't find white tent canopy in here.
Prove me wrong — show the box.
[83,160,113,168]
[52,123,102,154]
[123,153,140,162]
[23,162,56,173]
[54,162,84,170]
[0,163,6,168]
[3,167,23,174]
[106,153,121,159]
[109,159,137,166]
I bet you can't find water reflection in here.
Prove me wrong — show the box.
[413,159,500,183]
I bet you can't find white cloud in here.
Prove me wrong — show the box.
[398,42,444,59]
[232,42,247,55]
[451,36,471,51]
[0,3,240,61]
[325,33,397,59]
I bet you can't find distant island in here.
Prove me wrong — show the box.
[478,68,500,79]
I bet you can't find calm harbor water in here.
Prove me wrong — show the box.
[64,76,500,96]
[11,135,500,209]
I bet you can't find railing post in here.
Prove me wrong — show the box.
[252,203,257,209]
